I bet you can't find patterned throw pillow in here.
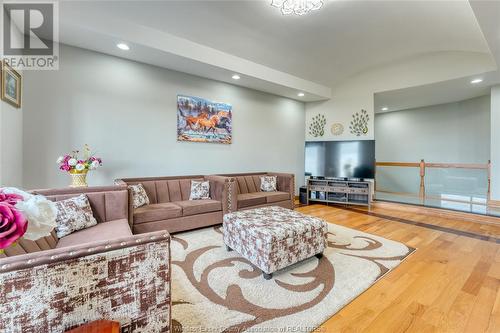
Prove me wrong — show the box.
[189,180,210,200]
[260,176,277,192]
[54,194,97,238]
[129,184,150,209]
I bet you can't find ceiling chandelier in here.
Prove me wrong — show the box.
[271,0,324,16]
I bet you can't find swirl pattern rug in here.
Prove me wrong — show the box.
[171,224,415,333]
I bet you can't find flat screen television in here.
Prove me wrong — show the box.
[305,140,375,179]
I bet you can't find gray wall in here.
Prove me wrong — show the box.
[23,45,305,189]
[0,25,23,187]
[375,95,491,195]
[0,95,23,187]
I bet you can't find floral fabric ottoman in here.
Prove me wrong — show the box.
[223,206,328,279]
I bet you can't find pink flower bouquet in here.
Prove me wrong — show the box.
[0,188,57,252]
[57,144,102,174]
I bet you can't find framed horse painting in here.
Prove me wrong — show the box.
[177,95,232,144]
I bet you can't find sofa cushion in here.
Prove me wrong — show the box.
[237,193,267,208]
[260,176,277,192]
[54,194,98,238]
[129,184,150,208]
[189,180,211,200]
[134,203,182,224]
[264,191,290,203]
[174,199,222,217]
[56,219,132,248]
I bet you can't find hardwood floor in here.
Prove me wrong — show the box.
[296,202,500,333]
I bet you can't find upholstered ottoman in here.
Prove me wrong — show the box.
[223,206,328,279]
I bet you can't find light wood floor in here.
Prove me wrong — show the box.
[296,202,500,333]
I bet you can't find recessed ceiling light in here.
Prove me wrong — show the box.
[232,74,240,80]
[381,107,388,111]
[470,78,483,84]
[298,92,305,97]
[116,43,130,50]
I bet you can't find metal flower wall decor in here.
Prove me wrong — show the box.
[349,109,369,136]
[309,114,326,137]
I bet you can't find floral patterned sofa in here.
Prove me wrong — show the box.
[0,186,171,333]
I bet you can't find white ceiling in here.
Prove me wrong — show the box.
[374,0,500,113]
[59,0,490,84]
[374,76,492,113]
[25,0,500,103]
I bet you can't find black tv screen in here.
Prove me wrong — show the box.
[305,140,375,179]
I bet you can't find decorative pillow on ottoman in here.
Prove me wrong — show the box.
[54,194,97,238]
[129,184,150,209]
[189,180,210,200]
[260,176,277,192]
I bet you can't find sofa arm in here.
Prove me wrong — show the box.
[269,172,295,208]
[205,175,237,214]
[0,231,171,333]
[113,180,135,227]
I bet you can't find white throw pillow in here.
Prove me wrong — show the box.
[129,184,150,209]
[54,194,97,238]
[189,180,211,200]
[260,176,277,192]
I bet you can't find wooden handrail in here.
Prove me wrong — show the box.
[375,159,491,202]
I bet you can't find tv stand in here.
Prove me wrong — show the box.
[306,178,372,207]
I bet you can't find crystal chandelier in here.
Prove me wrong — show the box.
[271,0,324,16]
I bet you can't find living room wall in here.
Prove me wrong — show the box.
[0,25,23,188]
[0,93,23,187]
[375,95,491,196]
[305,51,495,142]
[22,45,305,189]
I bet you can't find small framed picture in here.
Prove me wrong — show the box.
[1,61,22,108]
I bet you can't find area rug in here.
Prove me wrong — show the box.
[171,223,415,333]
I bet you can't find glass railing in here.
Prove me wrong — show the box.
[374,160,499,216]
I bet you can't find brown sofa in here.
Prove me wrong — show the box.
[115,175,235,234]
[0,186,171,332]
[217,172,295,210]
